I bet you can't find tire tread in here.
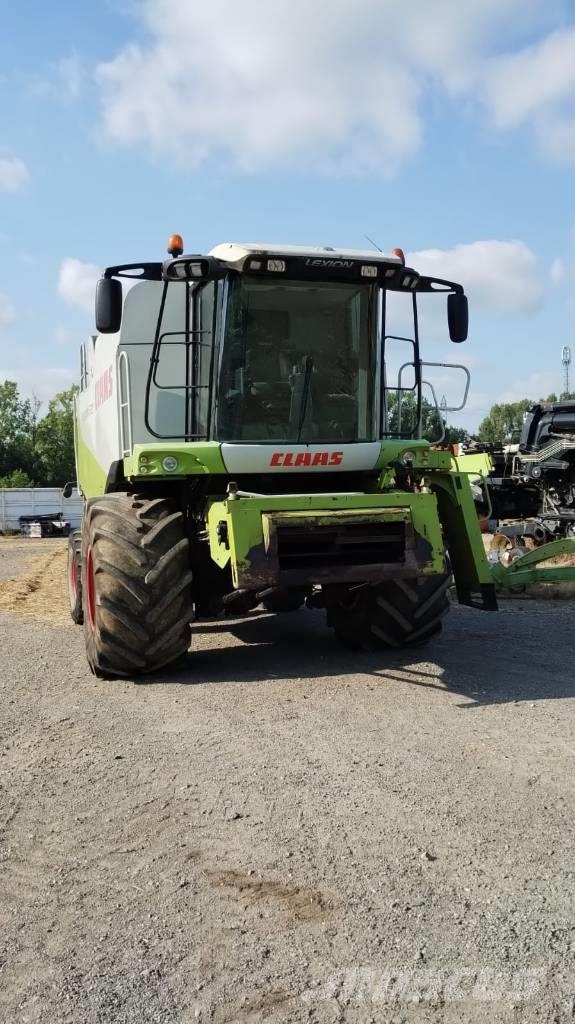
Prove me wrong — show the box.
[82,492,192,677]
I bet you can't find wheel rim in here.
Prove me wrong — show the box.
[86,546,96,631]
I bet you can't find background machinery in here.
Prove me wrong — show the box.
[468,400,575,547]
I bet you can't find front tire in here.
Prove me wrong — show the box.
[67,529,83,624]
[81,493,193,678]
[327,573,451,650]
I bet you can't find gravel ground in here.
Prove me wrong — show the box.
[0,538,62,581]
[0,540,574,1023]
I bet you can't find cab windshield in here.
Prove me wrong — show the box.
[217,277,377,443]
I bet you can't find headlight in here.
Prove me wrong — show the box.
[162,456,179,473]
[401,450,416,466]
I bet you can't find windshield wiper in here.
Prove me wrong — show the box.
[296,355,314,443]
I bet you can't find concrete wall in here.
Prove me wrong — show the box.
[0,488,84,532]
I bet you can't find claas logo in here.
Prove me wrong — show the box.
[270,451,343,467]
[95,366,113,409]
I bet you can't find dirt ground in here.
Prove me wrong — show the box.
[0,538,574,1024]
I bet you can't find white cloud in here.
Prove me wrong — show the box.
[58,258,102,313]
[409,240,543,314]
[95,0,535,174]
[483,27,575,162]
[0,156,29,191]
[497,370,562,404]
[484,29,575,128]
[94,2,575,172]
[550,257,566,285]
[0,367,76,405]
[0,294,16,328]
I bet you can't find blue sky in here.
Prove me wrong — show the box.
[2,0,575,428]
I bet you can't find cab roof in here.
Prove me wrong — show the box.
[208,242,404,270]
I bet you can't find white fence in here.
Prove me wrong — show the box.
[0,488,84,533]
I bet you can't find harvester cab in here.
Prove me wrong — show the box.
[70,236,496,677]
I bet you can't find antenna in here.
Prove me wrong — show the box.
[364,234,383,253]
[561,345,571,395]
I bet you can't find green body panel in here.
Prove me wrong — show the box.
[206,491,446,589]
[429,469,493,599]
[122,439,452,482]
[75,428,109,499]
[453,452,494,477]
[490,537,575,588]
[373,440,452,472]
[73,419,495,602]
[125,442,227,480]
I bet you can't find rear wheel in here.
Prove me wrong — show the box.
[81,493,193,678]
[327,573,451,650]
[67,529,83,624]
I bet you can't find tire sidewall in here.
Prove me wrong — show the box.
[81,510,99,668]
[67,530,83,625]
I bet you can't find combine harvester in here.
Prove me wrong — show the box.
[66,236,575,676]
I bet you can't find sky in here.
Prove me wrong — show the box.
[2,0,575,429]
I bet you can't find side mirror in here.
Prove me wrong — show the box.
[95,278,123,334]
[62,481,75,498]
[447,292,468,343]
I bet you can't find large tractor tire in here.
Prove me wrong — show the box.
[67,529,83,625]
[81,493,193,678]
[328,573,451,650]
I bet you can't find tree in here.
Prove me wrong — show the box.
[386,391,466,443]
[34,386,79,487]
[478,400,532,443]
[0,469,33,487]
[443,424,468,445]
[0,381,40,481]
[478,391,575,444]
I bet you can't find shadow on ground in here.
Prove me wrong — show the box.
[134,601,575,708]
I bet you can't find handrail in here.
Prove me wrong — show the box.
[118,351,133,457]
[420,362,470,412]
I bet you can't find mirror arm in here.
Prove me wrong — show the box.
[103,263,163,281]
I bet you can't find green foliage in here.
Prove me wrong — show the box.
[386,390,466,443]
[0,381,40,481]
[0,469,34,487]
[443,424,468,445]
[478,400,531,443]
[478,391,575,444]
[0,381,78,488]
[34,386,79,487]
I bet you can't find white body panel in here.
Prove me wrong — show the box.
[77,330,123,476]
[76,281,191,474]
[221,442,382,474]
